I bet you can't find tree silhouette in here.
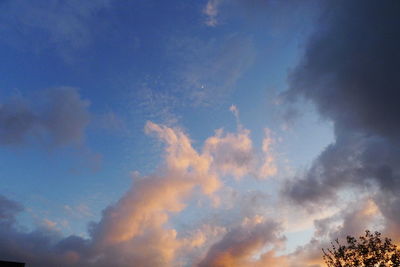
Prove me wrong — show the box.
[322,230,400,267]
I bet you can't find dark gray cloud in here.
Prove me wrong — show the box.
[0,194,139,267]
[0,87,90,146]
[0,194,87,266]
[0,195,23,227]
[282,0,400,235]
[286,0,400,139]
[283,133,372,207]
[0,228,86,267]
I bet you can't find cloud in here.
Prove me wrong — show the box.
[0,194,87,266]
[204,127,277,179]
[133,85,181,126]
[282,0,400,202]
[0,0,112,60]
[132,35,255,119]
[282,133,363,207]
[204,127,254,178]
[202,0,270,27]
[203,0,224,27]
[258,128,277,179]
[64,204,93,219]
[0,119,279,266]
[288,199,383,267]
[0,195,23,227]
[96,111,129,136]
[170,34,255,106]
[201,0,317,37]
[0,87,90,147]
[281,0,400,251]
[203,106,277,179]
[86,121,225,265]
[197,216,286,267]
[229,104,239,122]
[286,0,400,140]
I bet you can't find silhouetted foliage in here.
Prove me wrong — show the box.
[323,230,400,267]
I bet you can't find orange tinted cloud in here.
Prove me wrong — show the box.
[0,120,284,266]
[90,121,266,265]
[258,128,277,179]
[198,216,285,267]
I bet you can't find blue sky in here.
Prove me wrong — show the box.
[1,1,373,266]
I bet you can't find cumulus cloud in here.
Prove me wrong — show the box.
[0,119,279,266]
[85,121,227,266]
[204,127,254,178]
[0,87,90,146]
[203,106,277,179]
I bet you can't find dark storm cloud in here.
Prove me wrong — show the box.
[0,87,90,146]
[286,0,400,139]
[282,0,400,233]
[283,133,373,206]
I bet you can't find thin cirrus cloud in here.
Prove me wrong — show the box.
[169,34,255,106]
[129,34,255,130]
[0,0,112,60]
[0,116,279,266]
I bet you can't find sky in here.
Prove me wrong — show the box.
[0,0,399,266]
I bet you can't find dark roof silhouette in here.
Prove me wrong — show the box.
[0,260,25,267]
